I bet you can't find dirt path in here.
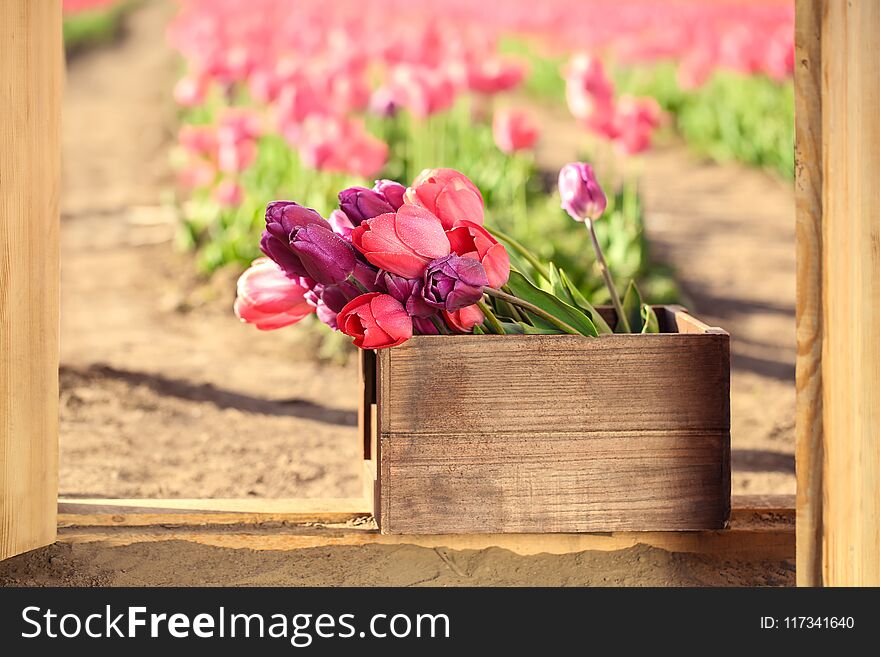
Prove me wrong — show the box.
[535,108,796,496]
[59,0,361,499]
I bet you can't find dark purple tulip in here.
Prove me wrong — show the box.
[379,271,436,318]
[412,316,440,335]
[338,187,395,226]
[422,255,488,312]
[373,179,406,210]
[261,201,333,279]
[289,223,356,286]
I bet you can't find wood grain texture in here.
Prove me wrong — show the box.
[820,0,880,586]
[0,0,62,561]
[378,332,730,435]
[375,309,730,534]
[381,431,730,533]
[794,0,824,588]
[54,496,794,561]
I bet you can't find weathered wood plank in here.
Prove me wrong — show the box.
[380,431,729,533]
[53,496,795,561]
[57,498,371,527]
[794,0,824,588]
[820,0,880,586]
[0,0,62,562]
[379,331,730,435]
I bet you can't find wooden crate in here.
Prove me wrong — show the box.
[360,305,730,534]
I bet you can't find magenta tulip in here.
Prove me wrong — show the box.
[234,258,315,331]
[422,255,488,312]
[372,179,406,210]
[338,186,395,225]
[337,293,413,349]
[350,204,450,279]
[558,162,607,222]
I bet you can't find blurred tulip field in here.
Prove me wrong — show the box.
[167,0,794,315]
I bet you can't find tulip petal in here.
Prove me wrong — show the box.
[435,184,484,228]
[394,205,450,259]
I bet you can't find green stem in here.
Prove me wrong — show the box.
[476,300,505,335]
[483,225,550,281]
[584,218,631,333]
[483,287,580,335]
[347,275,370,295]
[429,315,450,335]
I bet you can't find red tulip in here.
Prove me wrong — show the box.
[404,168,484,229]
[445,220,510,288]
[492,108,539,154]
[351,204,450,279]
[443,304,484,333]
[337,292,412,349]
[234,258,315,331]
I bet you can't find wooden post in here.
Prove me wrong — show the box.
[796,0,880,586]
[794,0,824,588]
[0,0,62,560]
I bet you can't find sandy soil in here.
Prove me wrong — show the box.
[0,0,796,587]
[0,541,793,587]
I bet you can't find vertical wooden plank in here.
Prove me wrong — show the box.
[794,0,824,587]
[0,0,62,560]
[821,0,880,586]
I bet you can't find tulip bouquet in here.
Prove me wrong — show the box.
[235,163,659,347]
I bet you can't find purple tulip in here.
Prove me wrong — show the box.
[412,316,440,335]
[373,179,406,210]
[289,223,356,285]
[261,201,334,279]
[338,186,395,226]
[379,271,436,318]
[558,162,607,222]
[422,254,488,312]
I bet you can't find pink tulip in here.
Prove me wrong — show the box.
[466,57,526,95]
[404,168,484,229]
[558,162,607,222]
[564,54,615,125]
[611,96,662,155]
[492,109,539,154]
[213,179,243,207]
[337,293,412,349]
[234,258,315,331]
[351,205,451,279]
[173,74,208,108]
[443,304,484,333]
[446,220,510,288]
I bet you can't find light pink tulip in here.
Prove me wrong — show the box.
[234,258,316,331]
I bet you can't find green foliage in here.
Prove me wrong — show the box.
[63,1,135,52]
[614,62,794,178]
[500,36,795,179]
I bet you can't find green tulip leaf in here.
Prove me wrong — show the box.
[500,321,562,335]
[558,269,614,335]
[505,271,598,337]
[621,280,645,334]
[641,304,660,334]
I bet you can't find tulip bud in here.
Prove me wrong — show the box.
[234,258,315,331]
[337,293,413,349]
[372,179,406,210]
[288,224,356,285]
[422,255,488,312]
[558,162,607,222]
[338,186,395,226]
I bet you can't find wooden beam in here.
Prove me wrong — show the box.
[820,0,880,586]
[55,496,794,561]
[794,0,824,588]
[57,497,372,527]
[0,0,62,561]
